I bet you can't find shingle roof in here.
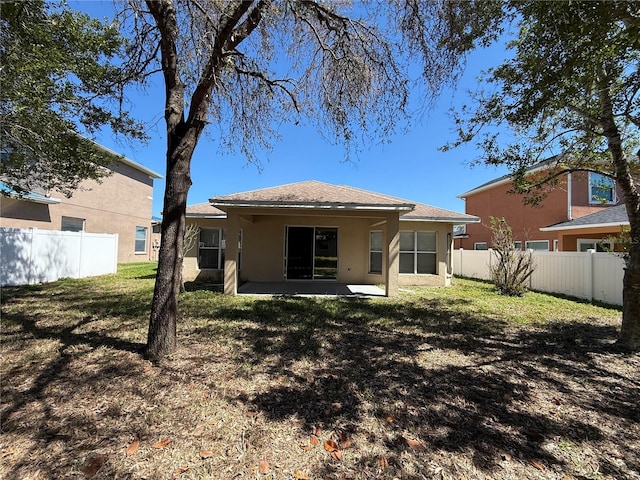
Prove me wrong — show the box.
[196,180,479,223]
[186,202,226,217]
[210,180,414,209]
[540,204,629,231]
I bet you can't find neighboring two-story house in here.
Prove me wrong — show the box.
[0,142,163,263]
[455,162,627,252]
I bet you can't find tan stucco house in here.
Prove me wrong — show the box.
[184,181,479,296]
[0,143,163,263]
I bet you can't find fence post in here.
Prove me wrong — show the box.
[28,228,36,285]
[488,248,493,280]
[78,230,84,278]
[587,249,595,301]
[459,248,463,277]
[527,249,534,290]
[113,234,119,274]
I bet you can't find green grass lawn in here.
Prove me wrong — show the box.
[1,263,637,480]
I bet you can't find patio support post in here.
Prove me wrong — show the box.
[224,210,239,295]
[385,213,400,297]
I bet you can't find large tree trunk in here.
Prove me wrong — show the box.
[619,230,640,350]
[146,128,197,360]
[599,80,640,350]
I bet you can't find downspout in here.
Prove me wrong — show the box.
[567,173,573,221]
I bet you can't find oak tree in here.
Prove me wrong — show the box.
[129,0,503,359]
[446,1,640,349]
[0,0,146,197]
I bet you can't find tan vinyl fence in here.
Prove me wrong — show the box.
[1,227,118,286]
[453,248,625,306]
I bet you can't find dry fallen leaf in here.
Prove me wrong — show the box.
[125,439,140,456]
[310,435,319,446]
[83,454,107,478]
[200,450,215,458]
[293,470,310,479]
[152,438,171,449]
[403,436,428,452]
[385,416,394,423]
[337,432,348,442]
[173,466,189,476]
[315,427,322,436]
[379,456,388,469]
[530,460,545,470]
[245,410,259,417]
[330,450,343,462]
[300,444,312,451]
[340,438,353,449]
[259,460,270,474]
[324,439,339,452]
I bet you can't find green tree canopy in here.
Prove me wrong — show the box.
[447,0,640,349]
[0,0,145,197]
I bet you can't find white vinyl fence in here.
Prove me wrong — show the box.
[453,248,625,306]
[1,228,118,286]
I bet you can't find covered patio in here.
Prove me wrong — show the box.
[237,281,386,298]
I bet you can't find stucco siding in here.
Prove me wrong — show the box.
[184,212,454,289]
[0,161,157,263]
[459,178,569,251]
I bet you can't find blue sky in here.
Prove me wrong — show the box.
[72,1,512,219]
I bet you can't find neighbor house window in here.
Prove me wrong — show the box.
[474,242,488,250]
[589,173,615,204]
[369,231,383,274]
[578,239,612,252]
[525,240,549,251]
[135,226,148,253]
[198,228,224,269]
[61,216,84,232]
[400,231,436,275]
[513,241,522,250]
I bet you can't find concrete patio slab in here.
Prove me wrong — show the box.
[237,282,385,298]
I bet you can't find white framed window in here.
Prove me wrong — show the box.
[135,226,147,253]
[61,216,84,232]
[589,172,616,204]
[199,228,224,269]
[474,242,488,250]
[369,231,383,274]
[400,231,436,275]
[513,241,522,250]
[578,238,612,252]
[525,240,549,251]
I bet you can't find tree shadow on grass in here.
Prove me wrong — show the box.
[1,281,148,422]
[1,283,637,479]
[1,282,155,479]
[212,296,639,478]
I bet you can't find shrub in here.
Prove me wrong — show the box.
[489,217,535,296]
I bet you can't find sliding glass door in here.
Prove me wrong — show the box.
[286,226,338,280]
